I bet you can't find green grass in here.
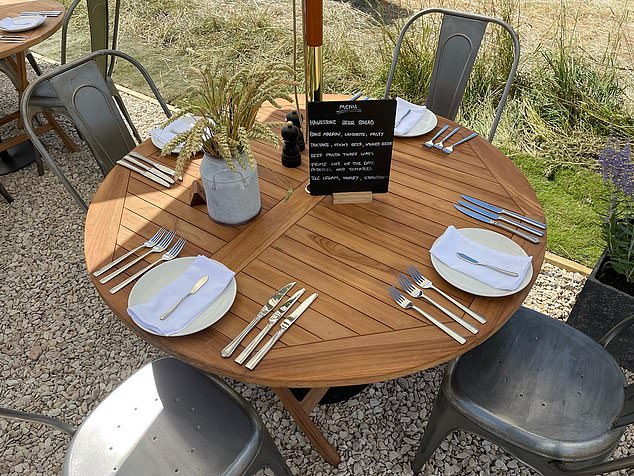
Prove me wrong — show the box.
[512,153,608,265]
[31,0,634,267]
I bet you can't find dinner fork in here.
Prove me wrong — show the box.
[93,228,168,277]
[398,274,478,334]
[408,266,487,324]
[441,132,478,154]
[423,125,449,148]
[433,127,460,149]
[99,230,175,284]
[389,287,466,344]
[109,238,186,294]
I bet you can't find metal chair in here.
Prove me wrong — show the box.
[0,181,13,203]
[383,8,520,142]
[412,307,634,475]
[26,0,142,142]
[20,49,171,211]
[0,357,293,475]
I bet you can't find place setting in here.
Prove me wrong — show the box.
[127,254,237,337]
[0,14,45,34]
[393,97,437,138]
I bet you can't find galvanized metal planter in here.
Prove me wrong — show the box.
[567,249,634,370]
[199,153,261,226]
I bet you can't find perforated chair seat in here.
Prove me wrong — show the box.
[447,307,626,461]
[63,357,291,475]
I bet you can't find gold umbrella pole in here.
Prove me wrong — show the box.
[304,0,323,102]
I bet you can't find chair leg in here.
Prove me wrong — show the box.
[250,432,294,476]
[0,182,13,203]
[26,51,42,76]
[413,389,464,473]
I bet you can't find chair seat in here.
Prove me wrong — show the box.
[63,358,263,475]
[446,307,626,461]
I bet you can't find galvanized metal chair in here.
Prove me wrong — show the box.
[383,8,520,142]
[20,49,171,211]
[0,357,293,475]
[26,0,143,142]
[412,306,634,475]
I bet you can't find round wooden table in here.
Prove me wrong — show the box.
[0,0,75,174]
[84,95,546,465]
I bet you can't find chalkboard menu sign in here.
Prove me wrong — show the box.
[307,99,396,195]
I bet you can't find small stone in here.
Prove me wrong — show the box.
[27,345,43,361]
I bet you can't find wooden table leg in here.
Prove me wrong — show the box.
[12,52,28,129]
[8,52,78,152]
[272,387,341,466]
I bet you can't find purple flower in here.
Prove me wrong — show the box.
[598,141,633,198]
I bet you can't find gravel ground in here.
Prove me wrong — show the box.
[1,64,632,476]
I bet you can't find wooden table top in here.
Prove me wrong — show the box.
[0,0,64,59]
[84,96,546,388]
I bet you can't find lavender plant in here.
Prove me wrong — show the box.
[598,141,634,283]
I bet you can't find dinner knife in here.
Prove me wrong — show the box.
[461,194,546,230]
[116,160,171,187]
[454,204,540,244]
[246,293,318,370]
[128,151,176,177]
[457,200,544,237]
[19,11,62,16]
[234,288,306,364]
[221,282,296,357]
[123,155,174,184]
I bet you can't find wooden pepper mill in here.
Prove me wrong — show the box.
[285,110,305,151]
[281,121,301,168]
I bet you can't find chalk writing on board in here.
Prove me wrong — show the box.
[308,99,396,195]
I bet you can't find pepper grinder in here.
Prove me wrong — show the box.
[285,110,305,151]
[281,121,301,168]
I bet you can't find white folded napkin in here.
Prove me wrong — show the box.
[430,226,532,291]
[394,97,427,135]
[128,255,235,336]
[153,115,197,144]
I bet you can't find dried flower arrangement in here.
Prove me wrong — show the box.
[161,64,297,179]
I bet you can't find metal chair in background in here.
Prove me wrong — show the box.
[20,49,171,211]
[412,307,634,475]
[383,8,520,142]
[28,0,143,141]
[0,357,293,475]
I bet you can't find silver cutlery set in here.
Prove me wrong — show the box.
[389,266,487,344]
[117,151,176,188]
[423,125,478,154]
[0,35,28,43]
[455,194,546,244]
[93,227,186,294]
[221,282,318,370]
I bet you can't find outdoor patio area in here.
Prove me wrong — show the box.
[1,61,632,475]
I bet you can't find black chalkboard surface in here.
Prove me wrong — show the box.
[307,99,397,195]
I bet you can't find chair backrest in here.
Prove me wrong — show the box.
[384,8,520,142]
[61,0,121,77]
[48,60,135,174]
[21,50,172,211]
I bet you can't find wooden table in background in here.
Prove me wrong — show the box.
[0,0,76,174]
[84,95,546,465]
